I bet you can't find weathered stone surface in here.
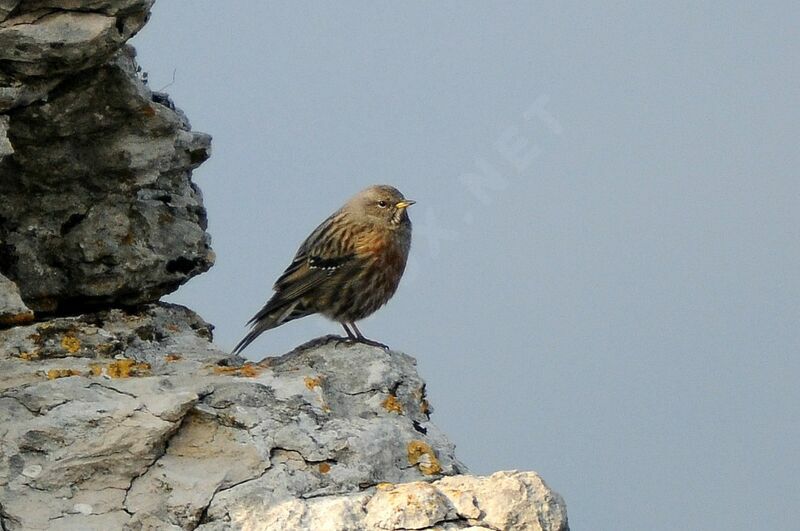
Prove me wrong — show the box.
[0,74,60,113]
[0,304,549,530]
[0,0,211,313]
[195,471,567,531]
[0,272,32,325]
[0,1,19,23]
[0,2,152,77]
[0,46,213,312]
[1,12,120,76]
[0,114,11,160]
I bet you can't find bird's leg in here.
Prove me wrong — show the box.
[341,323,357,340]
[330,323,357,348]
[350,322,389,350]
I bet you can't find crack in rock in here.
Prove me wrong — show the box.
[122,401,199,515]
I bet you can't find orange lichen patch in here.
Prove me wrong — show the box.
[165,353,183,362]
[46,369,82,380]
[420,398,430,415]
[376,482,394,491]
[302,375,331,412]
[18,351,39,361]
[88,363,103,376]
[60,335,81,354]
[0,311,35,326]
[167,324,180,332]
[318,463,331,474]
[407,440,442,476]
[107,359,151,378]
[213,363,262,378]
[304,376,323,390]
[238,364,261,377]
[381,394,404,414]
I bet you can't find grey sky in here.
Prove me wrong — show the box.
[133,2,800,530]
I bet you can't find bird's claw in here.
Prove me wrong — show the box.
[356,337,390,351]
[327,335,389,351]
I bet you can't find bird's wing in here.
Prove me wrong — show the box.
[270,211,357,302]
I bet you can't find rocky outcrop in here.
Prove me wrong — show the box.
[0,306,567,530]
[0,305,451,529]
[0,0,213,314]
[0,2,568,530]
[0,272,32,326]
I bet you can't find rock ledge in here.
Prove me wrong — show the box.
[0,304,567,530]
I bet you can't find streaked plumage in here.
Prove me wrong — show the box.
[233,185,414,354]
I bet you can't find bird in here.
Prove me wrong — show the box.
[233,185,415,354]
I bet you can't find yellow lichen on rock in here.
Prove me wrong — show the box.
[18,351,39,361]
[60,335,81,354]
[46,368,82,379]
[407,440,442,476]
[304,375,323,390]
[107,358,151,378]
[213,363,262,377]
[381,394,404,414]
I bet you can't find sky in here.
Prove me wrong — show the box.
[132,2,800,530]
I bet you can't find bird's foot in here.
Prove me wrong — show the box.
[356,337,390,351]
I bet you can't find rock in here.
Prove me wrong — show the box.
[0,0,212,313]
[0,272,33,325]
[195,471,567,531]
[0,114,11,160]
[0,304,568,530]
[0,74,61,113]
[0,1,153,68]
[0,51,213,312]
[0,1,19,24]
[0,304,506,530]
[0,11,130,76]
[0,1,153,111]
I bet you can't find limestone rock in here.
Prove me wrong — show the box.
[0,55,213,312]
[0,1,152,69]
[0,0,212,313]
[0,1,153,111]
[0,304,512,530]
[195,471,567,531]
[0,272,32,325]
[1,11,128,76]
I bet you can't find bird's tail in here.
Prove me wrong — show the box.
[232,299,307,354]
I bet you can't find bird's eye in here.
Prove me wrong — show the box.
[377,200,388,208]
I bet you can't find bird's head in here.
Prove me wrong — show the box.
[347,185,415,228]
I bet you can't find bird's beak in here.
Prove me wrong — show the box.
[395,199,416,210]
